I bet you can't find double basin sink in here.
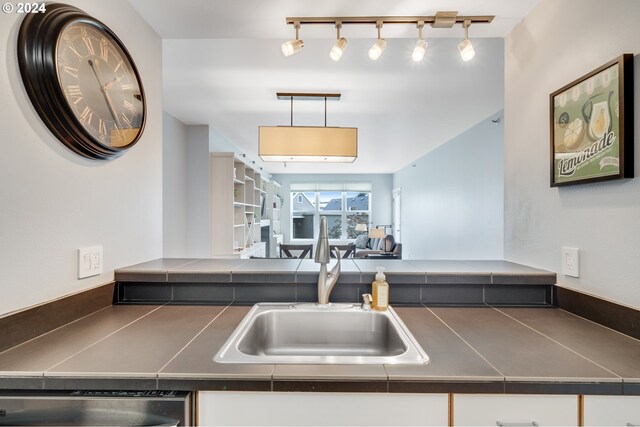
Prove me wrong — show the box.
[215,303,429,365]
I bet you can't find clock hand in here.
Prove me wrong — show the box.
[104,74,124,90]
[88,59,125,138]
[88,59,116,122]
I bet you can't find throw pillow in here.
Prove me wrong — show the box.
[355,234,368,249]
[384,235,395,252]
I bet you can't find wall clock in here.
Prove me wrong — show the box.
[18,3,146,160]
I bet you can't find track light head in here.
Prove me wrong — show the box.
[282,22,303,57]
[412,21,427,62]
[412,39,427,62]
[368,38,386,60]
[282,39,303,56]
[330,37,347,61]
[329,23,347,62]
[458,20,475,61]
[458,38,475,61]
[368,21,386,61]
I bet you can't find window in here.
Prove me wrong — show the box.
[291,192,316,239]
[290,187,371,241]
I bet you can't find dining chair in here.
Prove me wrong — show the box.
[329,243,355,259]
[279,244,313,259]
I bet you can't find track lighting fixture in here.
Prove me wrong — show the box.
[282,13,493,62]
[368,21,386,61]
[281,21,303,57]
[329,22,347,62]
[458,20,475,61]
[411,21,427,62]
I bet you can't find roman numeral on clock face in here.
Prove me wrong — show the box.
[120,113,132,128]
[99,119,107,137]
[80,106,92,124]
[63,66,79,78]
[100,40,109,62]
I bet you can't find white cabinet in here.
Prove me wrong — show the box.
[584,395,640,426]
[453,394,578,426]
[198,391,448,426]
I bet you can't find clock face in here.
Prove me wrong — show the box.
[18,3,146,160]
[56,21,144,148]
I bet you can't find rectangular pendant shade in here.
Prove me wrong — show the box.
[259,126,357,162]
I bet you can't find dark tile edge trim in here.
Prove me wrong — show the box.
[389,380,504,394]
[553,286,640,340]
[504,381,623,395]
[0,283,115,353]
[272,380,387,392]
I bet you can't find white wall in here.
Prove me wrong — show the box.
[163,112,188,257]
[504,0,640,308]
[272,174,393,244]
[0,1,163,316]
[393,112,505,260]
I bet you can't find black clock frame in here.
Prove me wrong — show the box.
[17,3,146,160]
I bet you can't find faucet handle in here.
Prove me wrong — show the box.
[361,293,372,310]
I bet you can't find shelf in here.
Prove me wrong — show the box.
[234,179,244,185]
[244,176,255,182]
[259,189,267,194]
[233,224,244,228]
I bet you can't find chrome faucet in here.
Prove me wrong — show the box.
[315,216,341,304]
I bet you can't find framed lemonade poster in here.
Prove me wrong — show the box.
[550,54,633,187]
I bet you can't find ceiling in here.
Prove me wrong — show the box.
[129,0,540,174]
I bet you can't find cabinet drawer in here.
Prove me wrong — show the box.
[454,394,578,426]
[198,391,448,426]
[584,395,640,426]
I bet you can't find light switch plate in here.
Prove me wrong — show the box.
[562,247,579,277]
[78,245,103,279]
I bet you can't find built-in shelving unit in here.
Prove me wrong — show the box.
[265,180,283,257]
[210,152,266,258]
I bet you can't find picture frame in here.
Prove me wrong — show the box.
[549,54,634,187]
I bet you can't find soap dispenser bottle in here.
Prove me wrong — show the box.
[371,267,389,311]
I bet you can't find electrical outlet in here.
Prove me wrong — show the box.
[78,246,103,279]
[562,247,579,277]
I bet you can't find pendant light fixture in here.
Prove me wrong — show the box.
[458,20,475,62]
[368,21,386,61]
[329,22,347,62]
[411,21,427,62]
[281,21,303,57]
[259,93,357,163]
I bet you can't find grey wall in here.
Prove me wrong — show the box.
[186,125,211,257]
[163,112,188,257]
[0,1,163,316]
[504,0,640,308]
[393,111,505,260]
[272,174,393,244]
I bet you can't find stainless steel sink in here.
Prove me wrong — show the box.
[214,303,429,365]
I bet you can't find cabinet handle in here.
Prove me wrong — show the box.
[496,422,539,427]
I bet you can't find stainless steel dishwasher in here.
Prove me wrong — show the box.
[0,390,191,426]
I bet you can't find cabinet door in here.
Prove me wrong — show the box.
[198,391,448,426]
[454,394,577,426]
[584,395,640,426]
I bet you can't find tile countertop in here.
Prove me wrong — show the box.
[114,258,557,285]
[1,303,639,394]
